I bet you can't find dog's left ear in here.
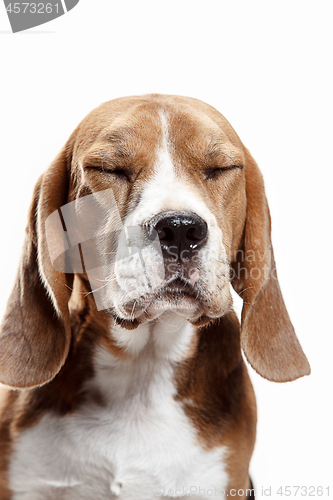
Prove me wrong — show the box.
[232,149,310,382]
[0,146,73,389]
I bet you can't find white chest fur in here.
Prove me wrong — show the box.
[9,314,228,500]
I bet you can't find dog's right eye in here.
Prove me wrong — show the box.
[85,166,130,180]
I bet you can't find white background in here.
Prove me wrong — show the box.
[0,1,332,497]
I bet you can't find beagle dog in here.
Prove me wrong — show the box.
[0,94,310,500]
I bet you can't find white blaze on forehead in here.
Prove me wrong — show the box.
[125,109,216,228]
[156,108,177,184]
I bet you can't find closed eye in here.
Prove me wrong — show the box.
[85,166,130,180]
[205,165,243,180]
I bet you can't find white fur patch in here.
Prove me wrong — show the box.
[111,312,194,358]
[9,317,229,499]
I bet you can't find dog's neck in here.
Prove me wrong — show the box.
[84,313,197,410]
[109,312,197,362]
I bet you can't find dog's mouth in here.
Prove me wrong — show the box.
[160,277,199,298]
[105,277,207,327]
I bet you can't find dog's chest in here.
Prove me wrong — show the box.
[9,320,228,499]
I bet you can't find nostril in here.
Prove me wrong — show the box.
[186,225,207,242]
[186,227,197,241]
[159,226,174,242]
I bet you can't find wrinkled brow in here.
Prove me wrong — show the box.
[189,138,244,166]
[82,129,139,168]
[103,128,135,159]
[205,141,227,159]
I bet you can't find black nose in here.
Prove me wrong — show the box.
[148,212,208,260]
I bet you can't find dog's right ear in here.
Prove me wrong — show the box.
[0,146,74,389]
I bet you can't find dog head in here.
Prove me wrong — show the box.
[0,94,310,388]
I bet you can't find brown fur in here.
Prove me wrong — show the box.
[175,313,256,497]
[0,94,310,497]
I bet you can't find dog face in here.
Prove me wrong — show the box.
[0,95,310,389]
[75,99,246,327]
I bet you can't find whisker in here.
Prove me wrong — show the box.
[154,313,186,333]
[130,301,137,321]
[237,286,254,296]
[85,283,108,296]
[64,284,87,295]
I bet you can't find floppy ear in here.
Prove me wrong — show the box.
[0,146,73,389]
[232,149,310,382]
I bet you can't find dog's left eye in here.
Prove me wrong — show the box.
[110,168,130,179]
[205,165,243,180]
[205,168,224,180]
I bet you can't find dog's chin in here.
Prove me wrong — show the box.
[106,288,232,330]
[107,293,202,330]
[145,293,204,320]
